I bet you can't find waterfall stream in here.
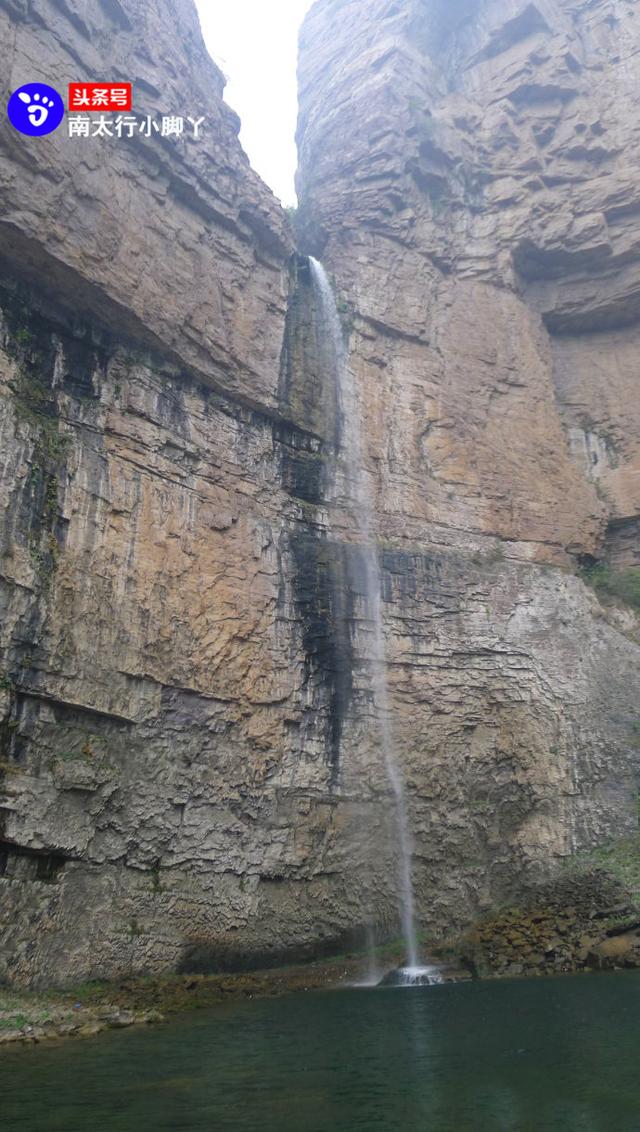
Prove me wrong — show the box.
[309,257,419,971]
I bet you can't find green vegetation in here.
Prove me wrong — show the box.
[0,670,13,692]
[5,315,72,588]
[150,861,163,895]
[10,353,70,465]
[581,564,640,611]
[0,1013,29,1030]
[54,747,93,763]
[563,830,640,897]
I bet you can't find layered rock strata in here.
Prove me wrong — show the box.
[0,0,382,985]
[296,0,640,936]
[0,0,640,987]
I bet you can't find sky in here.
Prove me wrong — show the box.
[195,0,314,206]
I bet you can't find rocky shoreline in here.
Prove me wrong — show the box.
[0,1004,163,1048]
[4,840,640,1049]
[448,872,640,980]
[433,839,640,981]
[0,953,377,1049]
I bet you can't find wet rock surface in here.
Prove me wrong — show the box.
[0,0,640,989]
[0,1003,163,1047]
[0,953,381,1048]
[377,963,468,987]
[448,865,640,979]
[296,0,640,955]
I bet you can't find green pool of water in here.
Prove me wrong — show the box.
[1,970,640,1130]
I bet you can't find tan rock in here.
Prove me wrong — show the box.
[0,0,639,989]
[595,932,640,961]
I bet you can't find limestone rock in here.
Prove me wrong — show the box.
[296,0,640,947]
[0,0,640,988]
[0,0,291,411]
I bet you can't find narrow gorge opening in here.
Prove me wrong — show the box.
[195,0,311,207]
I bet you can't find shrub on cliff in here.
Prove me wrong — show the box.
[581,565,640,611]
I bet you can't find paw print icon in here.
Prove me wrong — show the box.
[7,82,64,136]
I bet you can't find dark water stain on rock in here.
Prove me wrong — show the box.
[287,533,356,785]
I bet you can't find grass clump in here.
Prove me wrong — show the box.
[565,831,640,896]
[0,1013,29,1031]
[581,564,640,611]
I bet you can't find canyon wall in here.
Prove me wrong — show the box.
[296,0,640,933]
[0,0,639,986]
[0,0,380,986]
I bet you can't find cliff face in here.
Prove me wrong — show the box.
[299,0,640,556]
[1,0,639,987]
[296,0,640,929]
[0,0,365,985]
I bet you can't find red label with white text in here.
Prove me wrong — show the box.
[68,83,132,111]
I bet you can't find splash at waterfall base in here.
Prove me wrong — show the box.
[379,965,447,987]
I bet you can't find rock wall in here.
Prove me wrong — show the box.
[1,0,640,987]
[0,0,385,986]
[296,0,640,933]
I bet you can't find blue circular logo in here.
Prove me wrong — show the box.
[7,83,64,136]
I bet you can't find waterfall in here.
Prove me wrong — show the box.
[380,964,445,988]
[309,257,419,971]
